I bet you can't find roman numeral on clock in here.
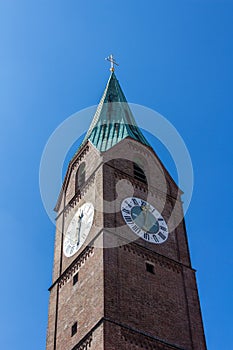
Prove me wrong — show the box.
[122,208,130,215]
[144,233,150,241]
[158,231,166,240]
[125,201,132,208]
[124,215,133,223]
[132,225,141,234]
[121,198,169,245]
[132,198,139,205]
[153,234,159,243]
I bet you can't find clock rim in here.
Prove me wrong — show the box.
[121,196,169,244]
[63,202,94,257]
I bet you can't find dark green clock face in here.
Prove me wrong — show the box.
[121,197,169,244]
[131,206,160,233]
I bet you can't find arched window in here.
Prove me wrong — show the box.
[75,162,86,193]
[133,163,147,184]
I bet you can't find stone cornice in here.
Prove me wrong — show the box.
[71,332,92,350]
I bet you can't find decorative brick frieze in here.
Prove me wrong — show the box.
[114,167,180,205]
[54,145,90,212]
[121,243,182,274]
[64,172,96,217]
[127,140,152,159]
[70,145,90,171]
[114,169,147,192]
[58,246,94,288]
[71,332,92,350]
[121,328,185,350]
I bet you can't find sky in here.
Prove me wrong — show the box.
[0,0,233,349]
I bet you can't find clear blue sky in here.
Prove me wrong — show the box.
[0,0,232,349]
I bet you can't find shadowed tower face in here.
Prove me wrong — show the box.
[46,70,207,350]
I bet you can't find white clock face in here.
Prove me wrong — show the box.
[64,202,94,257]
[121,197,169,244]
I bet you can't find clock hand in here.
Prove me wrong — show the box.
[76,211,84,246]
[141,205,150,230]
[141,205,157,232]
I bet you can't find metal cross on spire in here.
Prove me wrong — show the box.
[105,54,119,72]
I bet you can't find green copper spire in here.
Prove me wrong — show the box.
[81,71,150,152]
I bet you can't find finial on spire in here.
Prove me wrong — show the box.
[105,54,119,72]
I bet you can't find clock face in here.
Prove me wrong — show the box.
[64,202,94,257]
[121,197,169,244]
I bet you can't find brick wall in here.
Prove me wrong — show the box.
[46,138,206,350]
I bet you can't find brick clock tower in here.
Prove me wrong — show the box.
[46,66,207,350]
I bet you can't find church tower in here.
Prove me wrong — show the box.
[46,64,207,350]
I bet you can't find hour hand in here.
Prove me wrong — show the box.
[76,213,83,245]
[79,210,84,220]
[141,206,149,229]
[76,223,81,246]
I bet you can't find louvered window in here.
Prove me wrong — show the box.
[133,163,147,184]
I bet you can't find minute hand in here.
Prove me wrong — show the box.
[76,211,84,246]
[142,207,154,232]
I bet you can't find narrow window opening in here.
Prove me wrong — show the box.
[75,162,86,193]
[73,273,79,286]
[146,262,155,274]
[133,163,147,184]
[71,322,77,337]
